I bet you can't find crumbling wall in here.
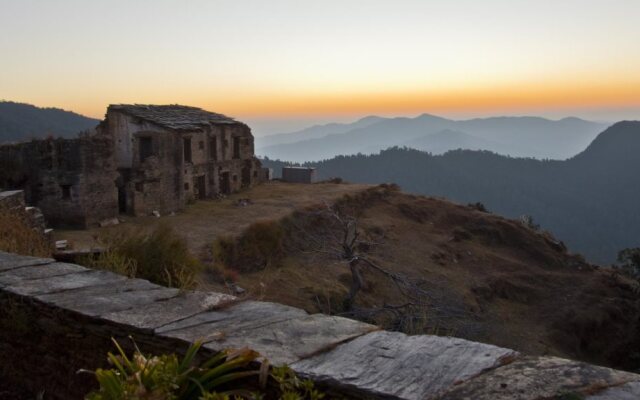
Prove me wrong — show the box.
[104,111,264,217]
[0,136,118,227]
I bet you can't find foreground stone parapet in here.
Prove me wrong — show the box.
[0,251,54,271]
[1,250,639,400]
[436,356,640,400]
[587,381,640,400]
[292,331,517,400]
[102,291,235,331]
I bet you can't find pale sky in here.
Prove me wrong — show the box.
[1,0,639,135]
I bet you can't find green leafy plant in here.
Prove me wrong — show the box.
[84,339,327,400]
[270,366,325,400]
[84,339,263,400]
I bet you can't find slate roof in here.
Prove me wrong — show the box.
[109,104,238,131]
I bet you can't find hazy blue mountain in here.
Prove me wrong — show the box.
[262,121,640,264]
[255,115,386,148]
[401,129,506,154]
[0,101,99,143]
[258,114,609,162]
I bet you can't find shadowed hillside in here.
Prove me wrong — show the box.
[0,101,99,143]
[211,185,640,371]
[262,121,640,263]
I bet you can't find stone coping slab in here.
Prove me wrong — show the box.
[586,381,640,400]
[436,356,640,400]
[4,269,127,296]
[36,279,180,317]
[0,262,87,287]
[101,291,235,331]
[202,314,378,365]
[0,251,54,271]
[157,300,308,335]
[291,330,517,400]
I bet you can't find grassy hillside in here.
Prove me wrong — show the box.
[56,182,640,370]
[209,185,640,371]
[0,101,99,143]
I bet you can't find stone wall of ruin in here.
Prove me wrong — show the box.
[101,111,263,217]
[0,136,118,227]
[1,250,639,400]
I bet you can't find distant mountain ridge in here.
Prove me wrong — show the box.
[257,114,609,161]
[0,101,99,143]
[262,121,640,264]
[255,115,385,148]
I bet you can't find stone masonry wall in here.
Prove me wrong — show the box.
[0,136,118,227]
[100,110,263,217]
[1,250,638,400]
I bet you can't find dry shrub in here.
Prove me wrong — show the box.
[334,183,399,216]
[397,202,430,223]
[0,207,51,257]
[84,224,201,289]
[80,250,137,278]
[213,220,285,272]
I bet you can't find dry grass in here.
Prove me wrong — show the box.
[213,220,285,273]
[56,181,371,258]
[212,186,640,371]
[50,181,640,370]
[80,224,201,289]
[0,208,51,257]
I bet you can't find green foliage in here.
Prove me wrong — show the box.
[85,339,261,400]
[85,339,326,400]
[213,221,285,272]
[0,207,52,257]
[86,224,201,289]
[270,366,324,400]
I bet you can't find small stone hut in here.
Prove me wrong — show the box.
[282,166,316,184]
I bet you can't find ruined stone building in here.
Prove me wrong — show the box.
[0,104,264,227]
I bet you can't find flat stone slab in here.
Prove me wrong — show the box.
[587,381,640,400]
[292,331,517,400]
[4,270,127,296]
[437,356,640,400]
[36,279,179,317]
[202,314,378,365]
[0,251,54,271]
[158,301,308,338]
[0,262,87,287]
[101,290,235,330]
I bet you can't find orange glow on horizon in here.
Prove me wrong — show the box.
[56,80,640,122]
[200,81,640,120]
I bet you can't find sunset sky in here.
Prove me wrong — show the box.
[1,0,639,135]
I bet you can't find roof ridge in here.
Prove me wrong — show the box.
[108,104,239,131]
